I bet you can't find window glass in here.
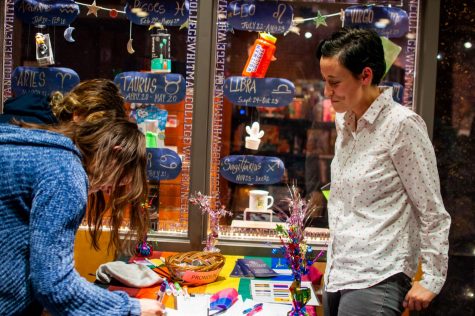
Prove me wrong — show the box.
[2,0,195,236]
[210,0,420,247]
[433,0,475,255]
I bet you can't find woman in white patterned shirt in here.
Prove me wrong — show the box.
[316,28,451,316]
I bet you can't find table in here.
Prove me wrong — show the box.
[107,251,325,315]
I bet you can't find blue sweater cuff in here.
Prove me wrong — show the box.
[129,298,141,316]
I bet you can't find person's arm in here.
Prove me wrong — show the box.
[28,160,143,315]
[390,114,451,308]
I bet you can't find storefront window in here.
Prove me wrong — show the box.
[1,0,424,251]
[1,0,196,236]
[209,0,421,248]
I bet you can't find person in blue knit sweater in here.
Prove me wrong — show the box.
[0,116,165,315]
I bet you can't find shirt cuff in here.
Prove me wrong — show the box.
[419,275,445,295]
[129,298,141,316]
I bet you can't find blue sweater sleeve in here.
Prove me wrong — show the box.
[28,159,141,316]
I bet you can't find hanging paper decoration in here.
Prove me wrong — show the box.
[63,26,76,42]
[343,5,408,38]
[220,155,284,185]
[146,148,182,181]
[380,36,402,75]
[224,77,295,107]
[12,66,80,97]
[291,11,342,33]
[227,0,293,34]
[125,0,189,26]
[14,0,79,26]
[74,1,126,17]
[380,81,404,103]
[127,22,135,54]
[313,11,328,28]
[86,0,99,17]
[109,9,118,18]
[114,72,186,104]
[245,122,264,150]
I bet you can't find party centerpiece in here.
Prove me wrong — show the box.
[274,185,323,316]
[189,192,232,253]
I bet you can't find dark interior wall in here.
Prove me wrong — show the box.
[425,1,475,315]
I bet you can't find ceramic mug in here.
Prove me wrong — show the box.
[249,190,274,211]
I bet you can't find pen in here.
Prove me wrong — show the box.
[157,282,167,303]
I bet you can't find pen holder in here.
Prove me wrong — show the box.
[166,251,225,285]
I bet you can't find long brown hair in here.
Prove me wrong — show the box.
[18,118,149,253]
[50,79,126,122]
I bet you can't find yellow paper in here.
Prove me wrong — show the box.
[381,36,402,77]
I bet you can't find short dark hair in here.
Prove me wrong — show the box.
[316,28,386,85]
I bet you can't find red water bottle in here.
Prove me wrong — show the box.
[242,32,277,78]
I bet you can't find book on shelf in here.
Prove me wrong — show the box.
[229,259,278,278]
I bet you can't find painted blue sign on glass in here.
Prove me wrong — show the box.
[224,77,294,107]
[14,0,79,26]
[312,0,401,3]
[12,67,80,97]
[227,1,293,34]
[125,0,189,26]
[380,81,404,103]
[146,148,182,181]
[344,6,408,38]
[114,72,185,104]
[220,155,284,185]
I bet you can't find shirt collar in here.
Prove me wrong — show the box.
[342,87,393,129]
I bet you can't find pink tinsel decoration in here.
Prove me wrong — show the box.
[189,192,232,252]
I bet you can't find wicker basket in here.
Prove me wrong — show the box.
[165,251,226,285]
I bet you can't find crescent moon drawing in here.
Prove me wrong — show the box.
[64,26,75,43]
[127,38,135,54]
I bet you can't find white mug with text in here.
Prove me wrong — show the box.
[249,190,274,211]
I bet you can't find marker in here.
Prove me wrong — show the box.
[169,283,178,296]
[164,280,172,296]
[174,282,184,296]
[157,282,167,303]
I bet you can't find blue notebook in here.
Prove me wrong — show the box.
[237,259,278,278]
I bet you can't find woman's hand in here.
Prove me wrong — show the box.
[403,281,436,311]
[139,299,166,316]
